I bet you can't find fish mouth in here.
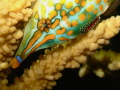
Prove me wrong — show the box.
[80,17,100,33]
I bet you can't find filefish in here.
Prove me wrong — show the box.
[10,0,114,68]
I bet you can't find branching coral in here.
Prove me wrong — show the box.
[0,0,35,70]
[0,15,119,90]
[79,49,120,78]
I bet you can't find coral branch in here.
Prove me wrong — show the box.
[79,49,120,78]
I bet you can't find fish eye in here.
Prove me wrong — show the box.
[37,19,51,32]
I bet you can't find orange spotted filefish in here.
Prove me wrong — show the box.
[10,0,114,68]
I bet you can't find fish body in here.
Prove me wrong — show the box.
[10,0,114,68]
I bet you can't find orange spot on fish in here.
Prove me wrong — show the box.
[66,1,73,9]
[81,0,87,7]
[99,5,103,11]
[69,10,75,15]
[72,20,78,27]
[95,0,101,4]
[49,10,57,19]
[94,9,98,14]
[86,5,94,12]
[79,14,86,21]
[59,37,69,41]
[62,15,68,21]
[55,3,62,10]
[74,6,80,13]
[56,28,66,35]
[67,30,74,36]
[61,10,66,16]
[51,19,60,29]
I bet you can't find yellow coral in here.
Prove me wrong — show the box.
[0,0,36,71]
[79,49,120,78]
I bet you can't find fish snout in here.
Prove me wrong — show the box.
[10,56,23,69]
